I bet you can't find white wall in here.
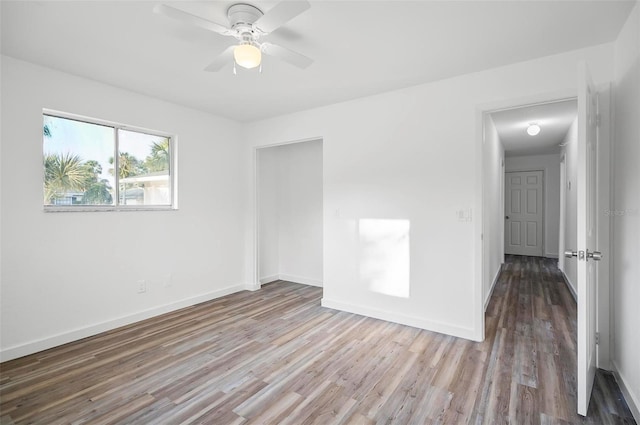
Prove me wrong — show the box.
[0,56,246,361]
[243,43,615,341]
[258,140,323,286]
[560,119,579,295]
[276,141,323,286]
[612,1,640,419]
[258,147,280,281]
[483,115,505,308]
[505,153,563,258]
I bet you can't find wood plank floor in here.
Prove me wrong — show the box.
[1,255,636,424]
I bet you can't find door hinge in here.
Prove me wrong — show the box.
[595,332,600,345]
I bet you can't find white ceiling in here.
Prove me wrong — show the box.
[491,99,577,157]
[0,1,634,122]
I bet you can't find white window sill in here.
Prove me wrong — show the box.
[44,206,178,213]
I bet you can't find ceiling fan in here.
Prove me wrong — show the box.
[154,1,313,72]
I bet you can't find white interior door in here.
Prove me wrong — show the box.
[505,171,544,256]
[573,62,600,416]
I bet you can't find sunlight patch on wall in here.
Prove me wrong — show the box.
[359,219,410,298]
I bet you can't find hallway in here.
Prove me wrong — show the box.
[480,254,635,424]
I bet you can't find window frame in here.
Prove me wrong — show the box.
[43,109,178,212]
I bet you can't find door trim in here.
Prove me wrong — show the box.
[595,83,612,371]
[559,154,567,273]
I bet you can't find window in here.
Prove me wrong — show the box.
[43,112,175,210]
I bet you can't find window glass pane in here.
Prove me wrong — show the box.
[43,115,115,206]
[117,129,171,206]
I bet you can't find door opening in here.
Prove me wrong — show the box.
[479,89,604,416]
[255,138,324,290]
[491,99,577,260]
[479,65,610,415]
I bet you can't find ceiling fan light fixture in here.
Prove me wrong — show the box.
[527,123,541,136]
[234,44,262,69]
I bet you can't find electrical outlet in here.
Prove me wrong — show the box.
[137,280,146,293]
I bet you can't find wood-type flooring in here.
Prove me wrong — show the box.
[1,255,636,424]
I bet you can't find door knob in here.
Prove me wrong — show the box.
[505,216,510,220]
[565,250,601,260]
[587,250,603,261]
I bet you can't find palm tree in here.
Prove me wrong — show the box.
[145,139,170,172]
[43,124,113,205]
[43,153,87,204]
[82,180,113,204]
[109,152,145,178]
[80,160,113,204]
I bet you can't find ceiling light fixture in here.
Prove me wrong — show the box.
[234,44,262,69]
[527,123,541,136]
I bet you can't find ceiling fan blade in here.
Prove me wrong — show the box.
[154,4,232,36]
[254,1,310,34]
[204,46,236,72]
[261,42,313,69]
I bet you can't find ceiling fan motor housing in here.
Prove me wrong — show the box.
[227,4,263,28]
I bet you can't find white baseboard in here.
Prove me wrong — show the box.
[545,253,559,259]
[612,360,640,423]
[321,298,477,341]
[259,274,280,285]
[561,271,578,301]
[260,273,323,288]
[0,284,246,363]
[484,265,502,312]
[278,273,323,287]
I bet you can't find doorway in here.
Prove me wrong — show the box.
[256,139,323,289]
[480,97,577,318]
[480,82,612,415]
[490,99,577,262]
